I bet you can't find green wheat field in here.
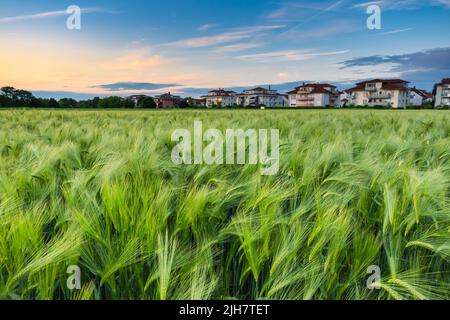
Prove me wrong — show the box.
[0,109,449,300]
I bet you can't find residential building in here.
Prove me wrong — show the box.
[347,79,410,109]
[434,78,450,108]
[202,89,237,107]
[154,92,182,108]
[128,95,148,107]
[235,87,288,107]
[409,87,433,106]
[186,97,206,107]
[287,83,340,107]
[340,89,357,107]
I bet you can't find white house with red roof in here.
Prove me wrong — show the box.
[287,83,340,107]
[236,86,288,107]
[434,78,450,107]
[346,79,410,109]
[202,89,237,107]
[409,87,433,106]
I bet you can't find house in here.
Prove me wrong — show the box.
[235,86,288,107]
[154,92,182,108]
[186,97,207,107]
[192,98,207,107]
[202,89,237,107]
[340,88,357,107]
[346,79,410,109]
[287,83,340,107]
[434,78,450,108]
[409,87,433,106]
[128,95,148,107]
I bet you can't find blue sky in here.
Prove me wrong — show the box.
[0,0,449,99]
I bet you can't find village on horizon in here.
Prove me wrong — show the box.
[128,77,450,109]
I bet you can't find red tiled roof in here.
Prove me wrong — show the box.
[356,79,409,85]
[310,87,333,94]
[411,88,432,98]
[208,89,236,95]
[295,83,336,90]
[345,85,365,92]
[345,83,409,92]
[439,78,450,85]
[288,83,336,95]
[287,87,334,95]
[247,87,269,91]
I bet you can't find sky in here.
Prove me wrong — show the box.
[0,0,449,99]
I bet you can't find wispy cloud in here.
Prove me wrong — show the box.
[352,0,450,10]
[267,1,343,20]
[352,1,382,9]
[92,82,180,92]
[213,43,265,53]
[379,27,414,35]
[0,7,104,24]
[100,47,165,71]
[435,0,450,8]
[163,25,285,48]
[198,23,219,31]
[281,20,360,40]
[267,7,290,19]
[237,49,350,62]
[278,1,346,37]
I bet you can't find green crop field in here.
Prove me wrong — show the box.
[0,109,448,300]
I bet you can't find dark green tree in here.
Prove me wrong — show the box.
[29,97,44,108]
[138,97,157,109]
[15,89,33,102]
[92,97,100,108]
[97,96,135,108]
[59,98,78,108]
[0,95,11,108]
[1,87,17,100]
[48,98,59,108]
[98,96,123,108]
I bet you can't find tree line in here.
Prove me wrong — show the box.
[0,86,161,109]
